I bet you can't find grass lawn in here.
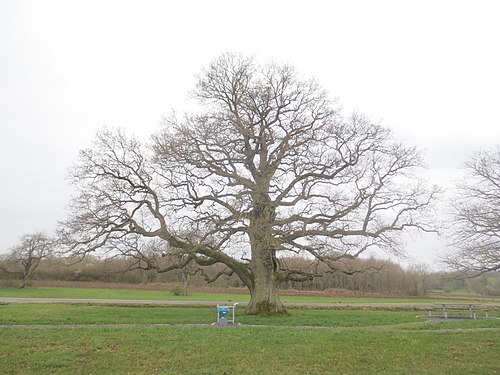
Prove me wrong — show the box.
[0,303,436,327]
[1,286,498,305]
[1,324,499,374]
[0,286,248,302]
[1,303,500,374]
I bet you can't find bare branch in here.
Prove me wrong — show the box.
[443,147,500,275]
[60,54,439,314]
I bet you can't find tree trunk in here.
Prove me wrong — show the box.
[20,274,28,289]
[246,275,286,315]
[246,222,286,315]
[245,195,288,315]
[181,270,190,296]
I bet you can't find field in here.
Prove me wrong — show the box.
[2,284,499,305]
[1,286,500,374]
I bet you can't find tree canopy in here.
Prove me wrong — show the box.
[59,54,439,314]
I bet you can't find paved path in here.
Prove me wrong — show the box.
[0,297,218,305]
[2,297,499,309]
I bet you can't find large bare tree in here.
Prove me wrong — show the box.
[59,54,438,314]
[444,147,500,275]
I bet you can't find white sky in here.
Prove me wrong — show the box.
[1,0,499,268]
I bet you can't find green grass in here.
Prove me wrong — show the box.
[1,326,499,374]
[0,286,250,302]
[2,286,497,304]
[0,303,432,327]
[404,318,500,331]
[1,303,499,374]
[1,303,498,328]
[0,304,213,325]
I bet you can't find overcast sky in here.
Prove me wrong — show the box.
[1,0,499,267]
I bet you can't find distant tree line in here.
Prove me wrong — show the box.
[1,252,499,296]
